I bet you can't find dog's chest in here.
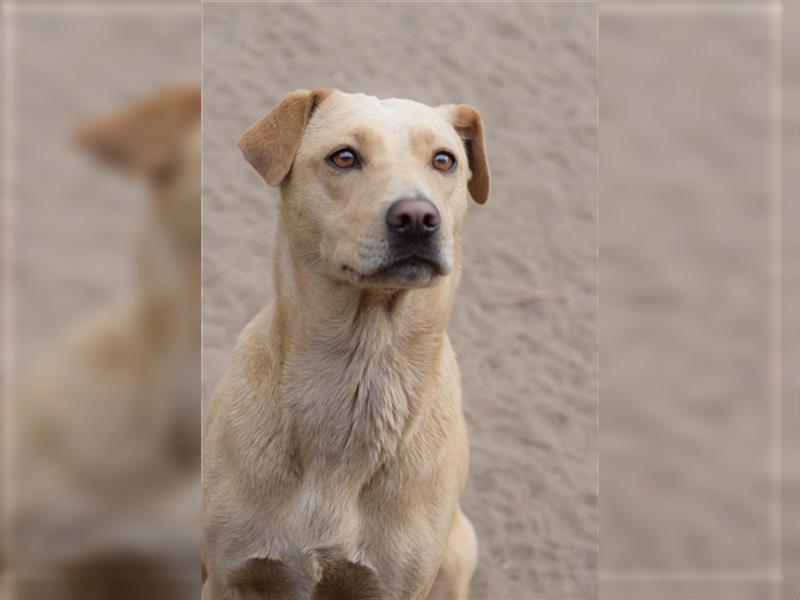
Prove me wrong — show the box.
[263,469,438,599]
[252,306,450,596]
[282,318,418,469]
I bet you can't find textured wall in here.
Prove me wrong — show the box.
[203,3,598,597]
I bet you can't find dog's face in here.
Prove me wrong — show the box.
[239,89,490,289]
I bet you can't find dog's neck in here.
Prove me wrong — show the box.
[269,231,457,469]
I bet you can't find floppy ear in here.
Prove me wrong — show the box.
[442,103,490,204]
[74,84,200,176]
[238,88,332,187]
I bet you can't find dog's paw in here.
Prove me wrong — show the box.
[306,547,383,600]
[228,556,312,600]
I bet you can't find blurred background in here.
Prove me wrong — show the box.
[599,3,798,600]
[1,3,200,599]
[203,3,598,598]
[1,1,798,599]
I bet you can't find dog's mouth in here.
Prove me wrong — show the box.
[343,254,447,288]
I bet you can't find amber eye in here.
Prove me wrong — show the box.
[327,148,360,170]
[432,151,456,172]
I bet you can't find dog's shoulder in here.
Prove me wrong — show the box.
[231,304,275,379]
[204,304,277,434]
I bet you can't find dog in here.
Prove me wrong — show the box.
[4,84,201,600]
[202,88,490,600]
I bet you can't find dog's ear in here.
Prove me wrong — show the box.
[238,88,332,187]
[441,103,490,204]
[74,84,200,177]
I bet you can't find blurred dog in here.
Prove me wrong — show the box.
[4,85,200,600]
[202,89,489,599]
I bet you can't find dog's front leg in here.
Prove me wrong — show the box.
[424,507,478,600]
[203,557,311,600]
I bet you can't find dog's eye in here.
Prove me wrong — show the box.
[432,151,456,172]
[327,148,360,170]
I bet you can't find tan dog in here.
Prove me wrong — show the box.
[4,85,200,600]
[202,89,490,600]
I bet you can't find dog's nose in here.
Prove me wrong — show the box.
[386,198,441,240]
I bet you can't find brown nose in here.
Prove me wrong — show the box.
[386,198,441,240]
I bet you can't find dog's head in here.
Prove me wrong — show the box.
[239,89,489,289]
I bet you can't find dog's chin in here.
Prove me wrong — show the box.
[342,256,448,289]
